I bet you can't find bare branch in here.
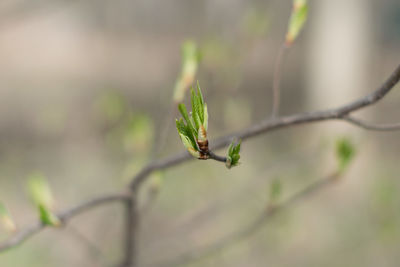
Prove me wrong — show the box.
[152,172,340,267]
[343,116,400,131]
[0,192,130,252]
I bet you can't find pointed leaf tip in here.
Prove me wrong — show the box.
[285,0,308,46]
[38,204,61,226]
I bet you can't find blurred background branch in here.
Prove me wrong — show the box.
[154,172,340,267]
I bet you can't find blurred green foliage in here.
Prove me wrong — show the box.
[27,172,60,226]
[241,7,269,37]
[96,91,128,123]
[269,179,282,204]
[95,90,154,155]
[122,114,154,153]
[336,138,355,173]
[173,40,201,103]
[27,172,55,209]
[0,202,16,232]
[370,176,400,241]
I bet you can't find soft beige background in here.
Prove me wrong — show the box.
[0,0,399,266]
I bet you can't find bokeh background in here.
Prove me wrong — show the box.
[0,0,400,266]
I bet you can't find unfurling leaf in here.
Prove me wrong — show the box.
[178,133,200,158]
[176,83,209,159]
[0,202,17,232]
[226,140,241,169]
[173,41,201,103]
[285,0,308,46]
[27,172,60,227]
[336,138,355,173]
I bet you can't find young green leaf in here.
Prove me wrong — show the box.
[286,0,308,46]
[191,91,202,131]
[195,83,205,121]
[176,118,188,139]
[178,103,197,137]
[178,133,200,158]
[197,81,204,107]
[176,119,197,149]
[336,137,355,173]
[0,202,17,232]
[203,104,208,131]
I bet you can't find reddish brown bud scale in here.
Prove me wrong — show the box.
[197,139,209,159]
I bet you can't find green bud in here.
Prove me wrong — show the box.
[226,140,241,169]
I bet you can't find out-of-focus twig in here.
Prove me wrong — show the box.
[151,172,340,267]
[271,44,288,117]
[0,192,130,252]
[117,196,139,267]
[67,224,107,267]
[343,116,400,131]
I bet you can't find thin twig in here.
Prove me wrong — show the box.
[0,192,130,252]
[271,44,288,117]
[151,172,339,267]
[208,151,227,163]
[343,116,400,131]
